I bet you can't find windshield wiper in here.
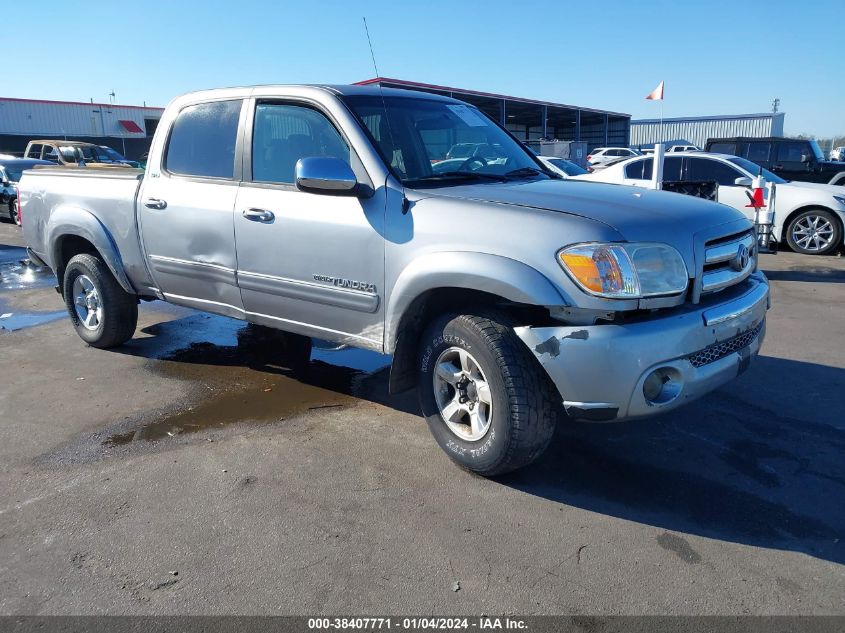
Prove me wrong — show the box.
[414,171,507,183]
[503,166,547,179]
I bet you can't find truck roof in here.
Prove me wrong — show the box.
[171,84,463,104]
[27,139,100,148]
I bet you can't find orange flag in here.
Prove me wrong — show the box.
[645,81,664,101]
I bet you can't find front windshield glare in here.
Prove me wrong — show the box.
[342,95,546,185]
[727,156,787,184]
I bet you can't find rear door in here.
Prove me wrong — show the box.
[138,98,247,316]
[233,98,385,349]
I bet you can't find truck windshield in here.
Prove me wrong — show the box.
[342,95,548,186]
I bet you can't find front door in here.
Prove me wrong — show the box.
[233,99,385,350]
[686,156,758,222]
[138,98,246,316]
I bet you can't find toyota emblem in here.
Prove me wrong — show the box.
[732,244,750,271]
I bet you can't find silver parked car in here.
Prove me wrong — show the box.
[20,85,769,475]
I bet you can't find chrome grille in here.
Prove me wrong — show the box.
[700,230,757,295]
[688,321,764,368]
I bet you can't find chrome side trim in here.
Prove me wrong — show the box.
[237,270,380,313]
[149,255,237,285]
[160,294,381,347]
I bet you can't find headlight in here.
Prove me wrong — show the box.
[833,195,845,206]
[558,242,688,299]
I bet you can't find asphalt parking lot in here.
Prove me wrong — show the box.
[1,221,844,615]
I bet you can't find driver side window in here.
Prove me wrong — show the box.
[252,104,350,185]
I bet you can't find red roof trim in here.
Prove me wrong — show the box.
[118,119,144,133]
[353,77,630,117]
[0,96,164,111]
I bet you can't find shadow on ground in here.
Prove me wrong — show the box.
[108,310,845,566]
[762,264,845,284]
[499,354,845,566]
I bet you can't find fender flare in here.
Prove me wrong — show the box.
[384,251,565,350]
[46,205,135,294]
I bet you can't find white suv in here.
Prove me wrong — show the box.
[586,147,640,169]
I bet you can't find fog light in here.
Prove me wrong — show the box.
[643,370,666,401]
[642,367,682,405]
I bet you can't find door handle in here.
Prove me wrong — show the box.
[144,198,167,210]
[242,208,275,222]
[773,165,783,170]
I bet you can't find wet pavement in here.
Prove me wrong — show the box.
[0,245,64,332]
[1,221,844,615]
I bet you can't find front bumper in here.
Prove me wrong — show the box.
[515,272,770,421]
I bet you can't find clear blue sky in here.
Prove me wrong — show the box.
[8,0,844,137]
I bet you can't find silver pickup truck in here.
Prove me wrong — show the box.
[20,85,769,475]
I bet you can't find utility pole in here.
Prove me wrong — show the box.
[771,98,780,114]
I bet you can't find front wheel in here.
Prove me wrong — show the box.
[785,209,841,255]
[62,253,138,348]
[417,312,558,476]
[9,199,20,226]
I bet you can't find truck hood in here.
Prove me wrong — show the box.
[414,178,748,248]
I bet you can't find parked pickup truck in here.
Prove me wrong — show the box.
[20,85,770,475]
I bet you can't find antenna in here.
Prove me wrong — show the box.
[363,16,401,202]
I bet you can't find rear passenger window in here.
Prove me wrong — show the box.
[251,103,350,184]
[165,100,242,179]
[625,158,652,180]
[686,158,742,186]
[709,143,736,155]
[662,156,683,181]
[745,142,770,162]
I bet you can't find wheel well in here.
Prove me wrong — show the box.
[55,235,100,287]
[388,287,552,394]
[781,205,843,245]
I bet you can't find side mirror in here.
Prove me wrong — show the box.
[734,176,753,187]
[295,157,358,196]
[800,154,810,163]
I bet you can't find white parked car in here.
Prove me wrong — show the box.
[537,156,589,178]
[586,147,641,168]
[574,152,845,255]
[666,145,700,153]
[830,147,845,161]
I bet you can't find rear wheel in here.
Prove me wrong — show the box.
[62,253,138,348]
[417,311,558,476]
[786,209,841,255]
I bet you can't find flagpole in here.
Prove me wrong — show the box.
[660,99,663,143]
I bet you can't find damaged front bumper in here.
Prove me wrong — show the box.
[515,272,770,421]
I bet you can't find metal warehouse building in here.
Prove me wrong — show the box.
[355,78,631,149]
[0,97,164,159]
[1,80,631,160]
[630,112,785,149]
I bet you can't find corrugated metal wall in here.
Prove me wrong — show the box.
[630,113,785,148]
[0,98,163,138]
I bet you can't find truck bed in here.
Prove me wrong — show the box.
[19,167,156,295]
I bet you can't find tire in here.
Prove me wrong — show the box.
[10,199,21,226]
[785,209,842,255]
[62,253,138,348]
[417,311,558,476]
